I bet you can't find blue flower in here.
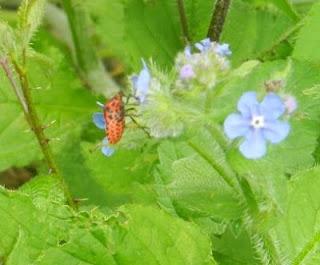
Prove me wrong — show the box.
[215,43,232,57]
[101,137,115,157]
[92,112,115,157]
[180,64,195,80]
[195,38,212,52]
[224,91,290,159]
[184,45,192,57]
[131,59,151,103]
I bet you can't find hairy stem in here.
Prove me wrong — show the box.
[5,53,75,208]
[176,0,191,43]
[207,0,231,41]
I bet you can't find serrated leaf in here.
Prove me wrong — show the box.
[0,182,216,265]
[18,0,46,45]
[113,205,217,265]
[0,20,16,54]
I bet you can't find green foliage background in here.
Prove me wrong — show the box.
[1,0,320,264]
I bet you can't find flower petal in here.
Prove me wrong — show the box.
[93,112,105,130]
[131,75,138,87]
[224,113,250,139]
[260,93,285,120]
[239,129,267,159]
[101,146,115,157]
[101,137,115,157]
[237,91,259,118]
[134,59,151,103]
[263,120,290,143]
[184,45,192,57]
[195,38,211,52]
[180,64,195,80]
[215,43,232,57]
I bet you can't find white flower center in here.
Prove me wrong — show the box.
[251,115,265,129]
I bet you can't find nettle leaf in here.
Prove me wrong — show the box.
[113,205,217,265]
[0,178,216,265]
[274,166,320,264]
[18,0,46,45]
[221,0,298,65]
[67,140,156,207]
[212,225,258,265]
[0,30,96,171]
[156,129,242,221]
[293,1,320,65]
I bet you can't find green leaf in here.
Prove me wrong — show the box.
[0,179,216,265]
[17,0,46,45]
[87,0,183,69]
[0,20,16,54]
[76,141,156,207]
[212,225,258,265]
[293,1,320,65]
[184,0,215,41]
[113,205,217,265]
[275,166,320,264]
[156,129,242,221]
[292,0,317,15]
[221,0,298,65]
[242,0,299,20]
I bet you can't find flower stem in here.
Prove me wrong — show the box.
[176,0,191,44]
[12,59,58,174]
[1,54,75,208]
[207,0,231,41]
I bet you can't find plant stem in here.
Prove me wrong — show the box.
[176,0,191,43]
[12,59,57,173]
[207,0,231,41]
[4,54,75,208]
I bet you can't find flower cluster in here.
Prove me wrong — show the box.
[125,38,232,140]
[175,38,231,89]
[130,60,184,138]
[224,91,294,159]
